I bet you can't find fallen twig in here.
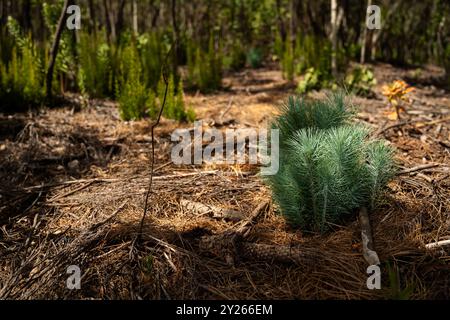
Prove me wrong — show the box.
[48,181,95,202]
[375,116,450,137]
[199,231,321,267]
[397,163,440,175]
[415,116,450,128]
[359,207,380,266]
[425,239,450,250]
[180,199,245,222]
[217,97,234,125]
[235,200,270,237]
[374,120,415,136]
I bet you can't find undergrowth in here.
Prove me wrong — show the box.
[267,93,397,232]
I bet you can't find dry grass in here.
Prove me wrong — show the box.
[0,64,449,300]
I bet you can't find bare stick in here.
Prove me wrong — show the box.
[138,44,174,236]
[397,163,440,175]
[359,207,380,266]
[375,116,450,137]
[236,200,270,237]
[425,239,450,249]
[374,120,415,136]
[219,97,233,123]
[180,199,245,222]
[198,200,270,266]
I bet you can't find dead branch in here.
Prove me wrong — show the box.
[359,207,380,266]
[425,239,450,250]
[180,199,245,222]
[374,120,416,136]
[199,234,320,267]
[198,200,269,265]
[198,200,302,266]
[397,163,440,175]
[235,200,270,237]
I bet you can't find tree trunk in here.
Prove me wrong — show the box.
[330,0,344,77]
[171,0,179,81]
[22,0,32,31]
[150,0,160,29]
[87,0,97,36]
[331,0,338,77]
[46,0,71,100]
[370,30,380,61]
[370,1,401,62]
[0,0,7,26]
[115,0,126,41]
[275,0,286,40]
[102,0,112,43]
[104,0,117,43]
[360,0,372,64]
[289,0,295,42]
[132,0,138,35]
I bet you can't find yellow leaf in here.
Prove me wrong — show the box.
[387,111,398,120]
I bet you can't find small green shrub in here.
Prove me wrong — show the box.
[278,34,334,84]
[281,38,294,81]
[156,74,194,122]
[43,1,77,93]
[117,76,149,121]
[116,43,149,120]
[444,44,450,88]
[344,65,376,96]
[247,47,263,68]
[297,67,322,94]
[224,40,246,71]
[267,94,396,232]
[187,36,222,92]
[77,32,114,98]
[117,38,194,122]
[0,17,45,111]
[137,32,164,89]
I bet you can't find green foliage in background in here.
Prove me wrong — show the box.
[297,68,322,94]
[224,39,247,71]
[137,32,165,90]
[187,35,222,92]
[116,43,149,121]
[277,32,336,91]
[247,47,263,69]
[77,32,114,98]
[267,94,396,232]
[0,17,45,110]
[445,44,450,87]
[344,65,377,96]
[156,74,195,122]
[116,42,193,122]
[281,37,294,81]
[42,1,77,93]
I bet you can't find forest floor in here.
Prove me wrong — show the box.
[0,63,449,299]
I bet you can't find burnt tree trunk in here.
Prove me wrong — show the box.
[46,0,71,100]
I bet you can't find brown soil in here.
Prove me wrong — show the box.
[0,63,449,299]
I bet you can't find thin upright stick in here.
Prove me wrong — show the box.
[138,45,174,236]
